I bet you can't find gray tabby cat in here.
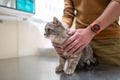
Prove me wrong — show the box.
[44,17,96,75]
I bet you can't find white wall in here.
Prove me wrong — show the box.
[0,20,18,59]
[18,20,41,57]
[0,14,42,59]
[34,0,64,21]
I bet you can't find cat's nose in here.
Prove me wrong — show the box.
[44,33,46,36]
[44,33,48,36]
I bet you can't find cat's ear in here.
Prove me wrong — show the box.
[53,17,61,25]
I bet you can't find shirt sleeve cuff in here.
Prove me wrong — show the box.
[62,17,74,28]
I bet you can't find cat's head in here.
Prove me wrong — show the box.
[44,17,69,43]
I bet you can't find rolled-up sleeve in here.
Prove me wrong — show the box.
[62,0,75,27]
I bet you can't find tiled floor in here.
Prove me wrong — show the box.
[1,55,120,80]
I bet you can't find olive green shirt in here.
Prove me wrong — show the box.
[62,0,120,39]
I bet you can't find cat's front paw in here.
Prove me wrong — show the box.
[55,66,64,73]
[65,68,74,75]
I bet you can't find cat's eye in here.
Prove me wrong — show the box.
[47,28,55,33]
[47,28,51,32]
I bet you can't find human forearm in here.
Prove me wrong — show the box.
[63,0,120,55]
[92,1,120,32]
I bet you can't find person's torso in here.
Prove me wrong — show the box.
[72,0,120,39]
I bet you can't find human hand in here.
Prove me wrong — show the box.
[52,42,64,55]
[63,27,96,54]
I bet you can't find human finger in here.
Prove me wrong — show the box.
[74,44,86,54]
[65,39,79,53]
[63,34,76,48]
[68,30,75,36]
